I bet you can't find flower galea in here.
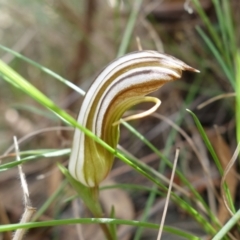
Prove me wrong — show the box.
[69,51,198,187]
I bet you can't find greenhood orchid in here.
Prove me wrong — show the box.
[69,51,198,187]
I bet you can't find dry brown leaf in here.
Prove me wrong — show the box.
[207,130,237,224]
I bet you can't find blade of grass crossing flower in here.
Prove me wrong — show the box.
[0,58,176,188]
[1,55,208,210]
[0,59,116,154]
[0,61,172,196]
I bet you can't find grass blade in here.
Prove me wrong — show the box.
[117,0,143,57]
[235,51,240,144]
[0,218,201,240]
[212,208,240,240]
[0,45,85,96]
[186,109,223,174]
[196,27,235,87]
[191,0,222,51]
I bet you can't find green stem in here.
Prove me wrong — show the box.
[212,208,240,240]
[117,0,143,57]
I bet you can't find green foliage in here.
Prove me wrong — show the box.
[191,0,236,87]
[0,1,239,239]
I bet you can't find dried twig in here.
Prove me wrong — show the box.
[157,148,179,240]
[197,93,236,110]
[136,36,143,51]
[12,136,36,240]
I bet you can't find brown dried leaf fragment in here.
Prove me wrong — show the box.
[207,129,237,224]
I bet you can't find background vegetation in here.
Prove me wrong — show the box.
[0,0,239,239]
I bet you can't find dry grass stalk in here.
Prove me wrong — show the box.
[12,136,36,240]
